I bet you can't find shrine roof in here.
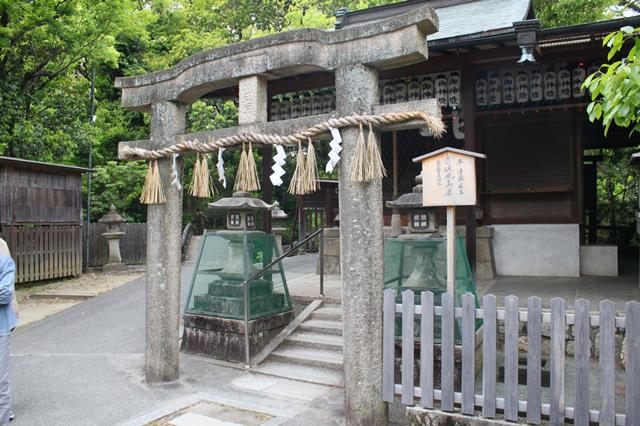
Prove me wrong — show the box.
[337,0,531,45]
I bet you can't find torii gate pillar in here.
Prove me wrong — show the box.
[146,101,185,382]
[336,64,386,424]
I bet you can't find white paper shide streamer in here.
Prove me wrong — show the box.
[325,127,342,173]
[217,148,227,188]
[270,145,286,186]
[171,154,182,190]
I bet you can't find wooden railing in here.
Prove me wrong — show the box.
[383,289,639,425]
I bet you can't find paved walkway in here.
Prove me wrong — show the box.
[10,259,345,426]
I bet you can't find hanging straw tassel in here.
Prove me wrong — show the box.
[349,123,368,182]
[365,122,387,180]
[190,154,216,198]
[304,138,320,193]
[139,160,166,204]
[245,142,261,191]
[234,143,248,192]
[288,140,308,195]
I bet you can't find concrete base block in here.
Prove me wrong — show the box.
[102,263,129,273]
[491,224,580,277]
[580,245,618,276]
[181,311,293,362]
[407,407,514,425]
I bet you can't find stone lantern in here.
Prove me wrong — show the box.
[271,201,288,254]
[98,205,128,273]
[181,191,294,362]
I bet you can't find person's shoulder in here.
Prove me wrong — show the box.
[0,238,9,257]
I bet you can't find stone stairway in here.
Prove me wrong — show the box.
[255,303,344,387]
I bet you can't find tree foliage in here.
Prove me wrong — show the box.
[584,26,640,135]
[3,0,627,223]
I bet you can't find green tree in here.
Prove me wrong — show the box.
[584,26,640,135]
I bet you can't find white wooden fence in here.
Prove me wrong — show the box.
[383,289,640,425]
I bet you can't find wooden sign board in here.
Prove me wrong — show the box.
[413,147,486,207]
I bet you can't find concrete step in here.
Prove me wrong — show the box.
[254,361,344,387]
[287,331,343,351]
[310,306,342,321]
[298,319,343,335]
[271,347,343,370]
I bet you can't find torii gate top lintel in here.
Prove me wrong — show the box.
[114,3,438,111]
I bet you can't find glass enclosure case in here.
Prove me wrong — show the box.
[384,234,480,340]
[185,230,292,320]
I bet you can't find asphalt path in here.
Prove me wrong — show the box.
[9,255,321,426]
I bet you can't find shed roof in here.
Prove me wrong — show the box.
[0,156,91,174]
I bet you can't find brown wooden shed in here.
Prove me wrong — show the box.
[0,156,88,283]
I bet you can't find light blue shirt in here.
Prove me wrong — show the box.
[0,256,17,335]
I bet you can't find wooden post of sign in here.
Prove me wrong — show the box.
[447,206,456,293]
[414,147,486,299]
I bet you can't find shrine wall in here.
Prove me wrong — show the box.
[491,223,580,277]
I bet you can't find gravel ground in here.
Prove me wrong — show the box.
[15,271,144,328]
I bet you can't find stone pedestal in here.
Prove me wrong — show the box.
[317,227,341,274]
[181,311,293,362]
[272,226,286,255]
[476,226,496,280]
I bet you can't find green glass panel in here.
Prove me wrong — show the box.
[185,230,292,320]
[384,234,481,342]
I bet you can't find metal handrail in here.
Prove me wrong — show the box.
[242,227,326,367]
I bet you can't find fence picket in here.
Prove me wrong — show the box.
[599,300,616,426]
[461,293,475,415]
[526,296,542,424]
[574,299,590,426]
[626,301,640,426]
[402,290,415,405]
[504,295,519,422]
[420,291,434,409]
[382,288,395,402]
[550,297,566,426]
[482,294,497,418]
[441,292,454,412]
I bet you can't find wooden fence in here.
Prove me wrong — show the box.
[84,223,146,267]
[383,289,639,425]
[9,225,82,284]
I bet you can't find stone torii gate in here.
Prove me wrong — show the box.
[116,5,439,424]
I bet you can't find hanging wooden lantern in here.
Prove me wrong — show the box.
[502,71,515,105]
[435,74,448,108]
[395,80,408,103]
[327,89,336,111]
[558,68,571,100]
[488,73,502,106]
[301,92,313,117]
[290,94,302,118]
[447,72,461,109]
[452,111,464,140]
[270,98,281,121]
[475,78,488,107]
[311,91,323,116]
[516,71,529,104]
[544,69,557,101]
[382,81,395,105]
[530,70,543,102]
[572,66,586,98]
[421,76,434,100]
[408,77,421,101]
